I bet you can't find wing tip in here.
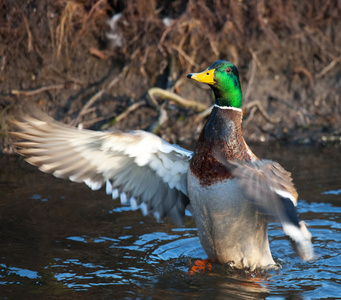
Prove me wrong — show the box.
[297,221,316,261]
[284,221,315,262]
[84,179,103,191]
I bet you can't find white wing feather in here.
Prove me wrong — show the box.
[11,112,192,225]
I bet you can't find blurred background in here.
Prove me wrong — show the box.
[1,0,340,149]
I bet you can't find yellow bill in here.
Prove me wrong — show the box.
[187,68,215,85]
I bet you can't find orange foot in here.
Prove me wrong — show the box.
[188,259,212,275]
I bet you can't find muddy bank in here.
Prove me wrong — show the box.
[1,0,340,153]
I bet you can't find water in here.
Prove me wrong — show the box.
[0,144,340,299]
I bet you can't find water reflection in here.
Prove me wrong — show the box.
[0,264,40,280]
[322,189,341,195]
[0,144,340,298]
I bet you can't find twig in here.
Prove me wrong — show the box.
[86,0,106,22]
[71,89,104,126]
[101,100,146,130]
[0,55,6,71]
[244,49,258,101]
[148,87,206,111]
[243,100,281,126]
[47,65,84,85]
[11,84,65,96]
[316,56,341,78]
[294,67,314,86]
[22,13,33,52]
[89,48,110,60]
[207,35,219,58]
[73,66,129,125]
[148,103,168,134]
[0,103,14,121]
[79,117,105,128]
[56,3,71,59]
[169,45,199,68]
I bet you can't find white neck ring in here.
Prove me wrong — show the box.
[214,104,242,112]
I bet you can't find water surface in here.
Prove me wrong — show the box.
[0,144,340,299]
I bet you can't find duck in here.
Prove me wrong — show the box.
[10,60,314,271]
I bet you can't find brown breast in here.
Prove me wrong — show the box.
[190,107,256,186]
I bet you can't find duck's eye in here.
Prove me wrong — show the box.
[226,67,231,73]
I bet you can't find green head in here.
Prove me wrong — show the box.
[187,60,242,108]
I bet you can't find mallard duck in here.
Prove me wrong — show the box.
[11,60,314,270]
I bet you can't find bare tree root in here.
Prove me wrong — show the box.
[11,84,65,96]
[147,87,207,112]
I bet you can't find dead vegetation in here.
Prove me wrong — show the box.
[1,0,340,152]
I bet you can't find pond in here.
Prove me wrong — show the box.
[0,143,340,299]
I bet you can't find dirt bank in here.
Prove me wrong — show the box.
[1,0,340,153]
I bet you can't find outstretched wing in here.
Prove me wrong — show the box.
[10,110,193,225]
[231,159,314,261]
